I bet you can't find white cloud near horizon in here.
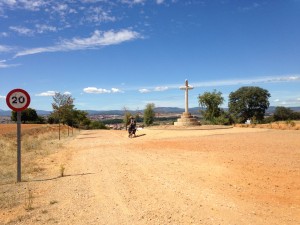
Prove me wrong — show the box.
[83,87,123,94]
[139,88,150,93]
[138,86,169,93]
[36,91,56,96]
[36,91,71,96]
[14,29,141,57]
[154,86,168,91]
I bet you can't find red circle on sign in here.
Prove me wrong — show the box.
[6,89,31,112]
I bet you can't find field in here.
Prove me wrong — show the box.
[0,125,299,224]
[0,124,77,185]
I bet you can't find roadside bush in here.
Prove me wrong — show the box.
[263,116,274,124]
[200,113,233,125]
[211,115,230,125]
[88,121,108,130]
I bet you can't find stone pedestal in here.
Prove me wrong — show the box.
[174,112,200,126]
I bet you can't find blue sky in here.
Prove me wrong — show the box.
[0,0,300,111]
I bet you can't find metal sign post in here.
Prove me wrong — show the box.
[17,111,21,182]
[6,89,31,182]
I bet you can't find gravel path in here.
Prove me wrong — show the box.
[1,128,300,224]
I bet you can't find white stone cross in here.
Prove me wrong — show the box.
[180,79,194,114]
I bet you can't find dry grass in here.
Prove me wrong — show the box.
[0,124,77,185]
[235,120,300,130]
[0,124,78,213]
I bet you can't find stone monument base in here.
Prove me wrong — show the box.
[174,112,200,126]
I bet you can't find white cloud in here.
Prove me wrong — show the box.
[0,0,47,11]
[84,6,116,23]
[121,0,146,5]
[83,87,122,94]
[111,88,122,93]
[21,0,47,11]
[15,29,141,57]
[139,88,150,93]
[0,32,8,37]
[36,91,71,96]
[0,59,19,68]
[238,3,260,12]
[154,86,169,92]
[0,95,6,99]
[9,26,34,36]
[36,91,56,96]
[53,3,68,12]
[0,45,12,52]
[274,99,280,102]
[156,0,165,4]
[9,24,57,36]
[35,24,57,33]
[0,0,17,7]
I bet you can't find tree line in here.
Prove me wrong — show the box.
[198,86,300,125]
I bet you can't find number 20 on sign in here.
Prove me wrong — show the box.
[6,89,31,112]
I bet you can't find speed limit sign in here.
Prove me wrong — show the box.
[6,89,31,112]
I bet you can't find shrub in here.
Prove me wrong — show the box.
[88,121,108,130]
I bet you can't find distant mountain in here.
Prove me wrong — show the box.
[0,109,51,116]
[266,106,300,114]
[154,107,201,114]
[0,109,11,116]
[36,110,52,115]
[85,110,126,115]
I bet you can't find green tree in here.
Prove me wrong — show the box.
[135,112,142,123]
[229,86,270,123]
[47,115,59,124]
[72,110,89,129]
[198,89,224,121]
[51,92,75,139]
[273,106,294,121]
[143,103,155,126]
[89,121,108,130]
[11,108,38,123]
[292,111,300,120]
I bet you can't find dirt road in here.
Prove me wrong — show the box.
[1,127,300,224]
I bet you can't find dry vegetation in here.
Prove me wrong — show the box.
[0,124,78,213]
[0,124,77,184]
[235,120,300,130]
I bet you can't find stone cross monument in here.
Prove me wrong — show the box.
[174,79,200,126]
[180,79,193,115]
